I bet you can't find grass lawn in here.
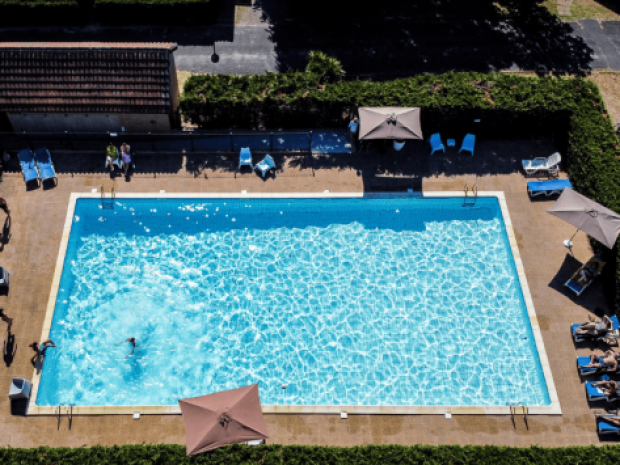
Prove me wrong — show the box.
[544,0,620,20]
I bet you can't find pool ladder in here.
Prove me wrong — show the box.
[463,184,478,205]
[508,402,528,430]
[56,405,73,431]
[100,185,115,210]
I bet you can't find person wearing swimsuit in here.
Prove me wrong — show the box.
[575,315,613,336]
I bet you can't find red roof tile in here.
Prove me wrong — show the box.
[0,45,176,114]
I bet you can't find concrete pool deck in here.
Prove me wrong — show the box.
[0,139,611,447]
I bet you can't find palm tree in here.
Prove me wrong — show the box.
[306,51,346,83]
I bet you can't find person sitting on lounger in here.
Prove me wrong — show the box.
[106,143,119,172]
[596,413,620,427]
[593,379,618,398]
[121,143,131,176]
[575,316,613,336]
[582,350,619,373]
[578,261,599,285]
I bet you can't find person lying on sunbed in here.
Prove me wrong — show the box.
[596,413,620,427]
[578,261,600,285]
[582,350,619,373]
[593,380,618,398]
[575,316,614,337]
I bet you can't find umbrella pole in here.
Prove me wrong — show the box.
[564,229,580,255]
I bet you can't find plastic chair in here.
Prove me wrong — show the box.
[254,155,276,178]
[429,133,445,155]
[459,134,476,156]
[239,148,253,170]
[9,377,31,401]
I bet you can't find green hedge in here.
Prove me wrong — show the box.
[181,71,620,311]
[0,0,82,25]
[2,444,620,463]
[94,0,217,25]
[0,0,216,24]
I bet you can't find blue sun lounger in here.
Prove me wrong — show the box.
[34,148,57,183]
[572,316,619,343]
[577,355,618,376]
[429,133,445,155]
[459,134,475,156]
[586,378,620,402]
[527,179,572,197]
[598,415,620,435]
[17,148,40,186]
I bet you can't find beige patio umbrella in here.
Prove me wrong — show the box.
[547,188,620,249]
[358,107,423,140]
[179,384,269,455]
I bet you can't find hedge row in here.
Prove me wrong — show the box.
[0,0,216,25]
[3,444,620,464]
[180,71,620,311]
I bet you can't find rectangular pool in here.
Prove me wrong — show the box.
[35,195,552,410]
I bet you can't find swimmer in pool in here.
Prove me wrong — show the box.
[116,338,137,359]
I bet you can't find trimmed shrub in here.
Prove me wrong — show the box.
[0,0,217,25]
[0,0,83,25]
[181,71,620,312]
[94,0,217,25]
[1,444,620,463]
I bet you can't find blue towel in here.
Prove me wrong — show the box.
[527,179,572,192]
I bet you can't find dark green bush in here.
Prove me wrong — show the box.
[2,444,620,464]
[93,0,216,25]
[181,71,620,312]
[0,0,217,25]
[0,0,83,25]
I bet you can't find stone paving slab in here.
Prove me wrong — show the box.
[0,140,614,448]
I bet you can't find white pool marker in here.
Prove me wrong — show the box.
[133,412,140,420]
[160,190,165,193]
[445,412,452,419]
[324,190,329,194]
[91,188,97,193]
[341,412,348,419]
[241,190,247,194]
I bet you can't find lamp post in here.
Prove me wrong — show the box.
[211,44,219,64]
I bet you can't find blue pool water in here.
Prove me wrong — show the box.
[37,197,550,407]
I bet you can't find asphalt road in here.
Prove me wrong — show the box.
[1,19,620,76]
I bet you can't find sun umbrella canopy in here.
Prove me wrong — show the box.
[179,384,269,455]
[358,107,423,140]
[547,188,620,249]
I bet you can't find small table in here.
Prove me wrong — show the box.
[447,139,456,147]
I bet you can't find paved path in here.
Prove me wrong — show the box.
[2,17,620,75]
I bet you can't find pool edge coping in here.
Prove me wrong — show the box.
[28,190,561,416]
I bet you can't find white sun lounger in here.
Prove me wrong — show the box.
[522,152,561,177]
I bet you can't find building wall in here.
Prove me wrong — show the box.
[117,114,171,132]
[7,113,171,133]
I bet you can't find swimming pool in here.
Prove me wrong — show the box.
[34,194,556,413]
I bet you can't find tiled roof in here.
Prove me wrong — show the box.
[0,44,177,114]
